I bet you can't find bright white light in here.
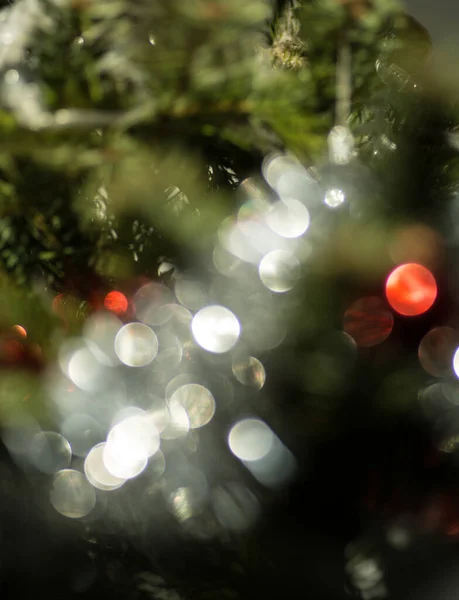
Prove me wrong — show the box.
[266,198,310,239]
[324,188,345,208]
[192,305,240,353]
[28,431,72,474]
[228,419,274,462]
[103,440,147,480]
[147,396,170,433]
[103,412,158,479]
[83,312,121,366]
[68,346,105,391]
[115,323,158,367]
[109,412,160,459]
[328,126,355,165]
[84,443,126,491]
[160,401,190,440]
[262,153,306,190]
[258,249,300,293]
[229,420,296,488]
[50,469,96,519]
[170,384,216,429]
[453,347,459,379]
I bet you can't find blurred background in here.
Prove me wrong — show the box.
[0,0,459,599]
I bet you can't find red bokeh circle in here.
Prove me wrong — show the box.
[104,291,128,315]
[385,263,437,316]
[343,297,394,347]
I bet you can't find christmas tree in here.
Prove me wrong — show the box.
[0,0,459,599]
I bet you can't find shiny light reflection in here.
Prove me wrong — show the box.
[68,346,106,391]
[192,305,240,354]
[220,219,283,265]
[103,412,159,479]
[170,384,216,429]
[84,443,126,491]
[259,249,300,293]
[228,418,274,462]
[228,419,296,488]
[28,431,72,474]
[324,188,345,208]
[160,401,190,440]
[110,411,159,458]
[50,469,96,519]
[328,125,354,165]
[266,197,310,239]
[262,153,303,190]
[453,347,459,379]
[232,356,266,390]
[115,323,158,367]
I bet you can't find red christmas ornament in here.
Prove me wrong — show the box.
[385,263,437,316]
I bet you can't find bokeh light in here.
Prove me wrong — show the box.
[50,469,96,519]
[115,323,158,367]
[84,443,126,491]
[160,401,190,440]
[266,197,310,239]
[453,347,459,380]
[228,419,296,488]
[232,356,266,390]
[385,263,437,316]
[390,223,444,270]
[61,414,104,457]
[83,312,122,366]
[262,153,304,190]
[228,419,274,462]
[418,327,458,377]
[103,412,159,479]
[324,188,345,208]
[163,464,209,522]
[174,277,208,311]
[28,431,72,474]
[328,125,354,165]
[170,384,215,429]
[192,305,240,354]
[343,297,393,347]
[133,282,173,326]
[258,249,300,293]
[12,324,27,337]
[71,348,106,391]
[104,291,128,315]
